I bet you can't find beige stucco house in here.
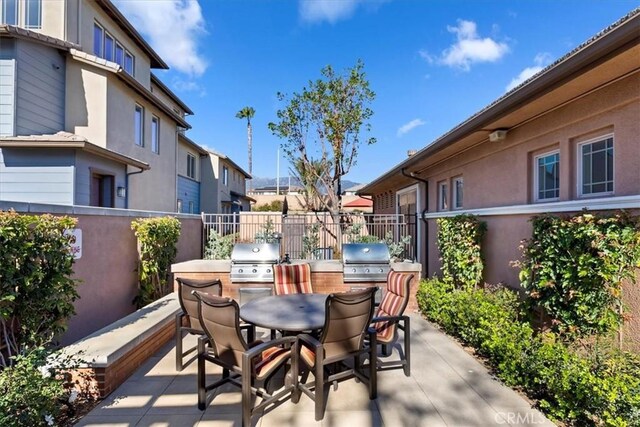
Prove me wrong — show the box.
[0,0,193,212]
[201,149,253,214]
[360,10,640,348]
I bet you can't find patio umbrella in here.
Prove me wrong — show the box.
[282,196,289,216]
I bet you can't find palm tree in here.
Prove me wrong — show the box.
[236,107,255,190]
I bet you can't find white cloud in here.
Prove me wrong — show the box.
[505,53,553,92]
[299,0,386,24]
[397,118,425,137]
[172,77,207,97]
[422,20,509,71]
[113,0,208,76]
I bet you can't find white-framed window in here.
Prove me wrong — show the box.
[453,176,463,209]
[188,201,194,214]
[93,23,103,57]
[104,32,114,62]
[151,115,159,154]
[24,0,41,28]
[578,135,614,197]
[115,42,124,66]
[177,199,183,213]
[187,154,196,179]
[534,150,560,202]
[1,0,18,25]
[437,180,448,211]
[124,51,135,76]
[134,104,144,146]
[223,166,229,186]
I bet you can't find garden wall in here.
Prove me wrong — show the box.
[426,210,640,352]
[0,201,202,345]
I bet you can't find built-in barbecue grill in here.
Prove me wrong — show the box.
[342,243,391,282]
[230,243,280,283]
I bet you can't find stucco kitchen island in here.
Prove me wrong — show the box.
[171,259,422,311]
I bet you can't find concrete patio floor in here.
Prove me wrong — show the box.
[76,314,554,427]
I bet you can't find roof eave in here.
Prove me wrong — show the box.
[178,133,208,155]
[150,73,194,115]
[94,0,169,70]
[359,10,640,194]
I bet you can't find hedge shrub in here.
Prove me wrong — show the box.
[517,212,640,339]
[436,214,486,288]
[0,211,79,365]
[131,216,181,308]
[417,279,640,426]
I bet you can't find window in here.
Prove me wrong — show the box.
[534,151,560,201]
[1,0,18,25]
[453,177,463,209]
[187,154,196,179]
[222,166,229,186]
[188,201,194,214]
[134,105,144,146]
[437,181,448,211]
[579,136,613,196]
[124,51,135,76]
[115,43,124,66]
[177,199,183,213]
[25,0,41,28]
[104,32,114,62]
[93,23,103,57]
[151,116,159,154]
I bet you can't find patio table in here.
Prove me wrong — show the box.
[240,293,328,332]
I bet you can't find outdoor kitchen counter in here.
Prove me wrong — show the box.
[171,259,422,311]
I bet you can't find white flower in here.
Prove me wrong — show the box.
[44,414,54,426]
[38,365,51,378]
[68,389,79,403]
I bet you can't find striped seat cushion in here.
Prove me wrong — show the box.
[300,345,316,368]
[251,341,291,380]
[273,263,313,295]
[374,271,413,344]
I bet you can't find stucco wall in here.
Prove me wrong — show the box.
[65,60,108,146]
[106,77,178,212]
[43,208,203,345]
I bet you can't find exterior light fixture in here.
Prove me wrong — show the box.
[489,129,509,142]
[117,186,126,198]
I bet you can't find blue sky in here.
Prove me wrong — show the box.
[114,0,638,184]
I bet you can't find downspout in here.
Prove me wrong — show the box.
[125,166,145,209]
[401,168,429,277]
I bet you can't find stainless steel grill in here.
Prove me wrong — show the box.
[342,243,391,282]
[230,243,280,283]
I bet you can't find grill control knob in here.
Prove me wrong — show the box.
[238,269,243,273]
[266,269,271,273]
[365,268,370,273]
[379,268,384,273]
[252,269,257,273]
[352,268,357,273]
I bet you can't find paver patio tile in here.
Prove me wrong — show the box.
[135,413,203,426]
[74,414,142,427]
[145,377,204,415]
[197,412,252,427]
[320,410,383,427]
[90,379,171,416]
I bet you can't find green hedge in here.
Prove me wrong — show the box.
[417,279,640,426]
[518,213,640,340]
[436,214,486,288]
[0,211,79,364]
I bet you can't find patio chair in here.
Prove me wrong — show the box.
[294,287,378,421]
[193,292,298,427]
[175,277,224,371]
[370,270,414,376]
[273,263,313,295]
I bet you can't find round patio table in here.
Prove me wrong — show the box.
[240,293,328,332]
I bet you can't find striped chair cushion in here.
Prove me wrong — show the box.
[273,263,313,295]
[249,340,291,380]
[300,345,316,368]
[374,270,413,344]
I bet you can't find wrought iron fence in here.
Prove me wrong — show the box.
[202,212,417,261]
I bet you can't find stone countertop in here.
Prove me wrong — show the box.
[171,259,421,274]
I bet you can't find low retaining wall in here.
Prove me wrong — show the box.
[61,293,179,398]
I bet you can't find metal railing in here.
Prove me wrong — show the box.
[202,212,417,261]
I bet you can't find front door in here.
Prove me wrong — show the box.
[90,173,114,208]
